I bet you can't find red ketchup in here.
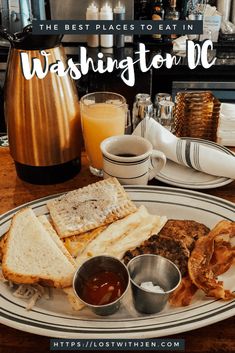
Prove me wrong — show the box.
[82,271,126,305]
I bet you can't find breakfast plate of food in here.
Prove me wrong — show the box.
[0,178,234,338]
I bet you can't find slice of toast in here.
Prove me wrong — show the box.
[2,208,76,288]
[38,215,77,266]
[47,177,137,238]
[0,233,7,261]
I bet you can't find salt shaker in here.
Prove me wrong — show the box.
[132,93,154,135]
[158,101,175,132]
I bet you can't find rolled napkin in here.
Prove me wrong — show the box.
[133,118,235,180]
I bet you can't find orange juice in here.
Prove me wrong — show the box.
[81,103,126,170]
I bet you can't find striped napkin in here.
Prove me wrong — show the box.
[133,118,235,180]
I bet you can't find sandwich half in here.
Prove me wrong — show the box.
[2,208,76,288]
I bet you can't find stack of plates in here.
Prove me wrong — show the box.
[217,103,235,146]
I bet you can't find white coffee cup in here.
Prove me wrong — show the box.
[100,135,166,185]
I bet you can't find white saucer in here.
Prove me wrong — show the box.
[156,138,234,189]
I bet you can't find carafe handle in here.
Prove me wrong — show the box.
[0,26,15,44]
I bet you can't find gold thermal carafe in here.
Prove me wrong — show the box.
[1,26,82,184]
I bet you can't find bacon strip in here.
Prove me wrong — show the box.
[188,220,235,300]
[169,275,198,307]
[210,240,235,276]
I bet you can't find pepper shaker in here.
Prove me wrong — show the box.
[154,93,172,121]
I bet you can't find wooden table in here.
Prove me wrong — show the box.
[0,147,234,353]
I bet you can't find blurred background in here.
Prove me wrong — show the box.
[0,0,235,134]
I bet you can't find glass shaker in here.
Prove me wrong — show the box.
[158,101,175,132]
[132,93,154,133]
[154,93,172,122]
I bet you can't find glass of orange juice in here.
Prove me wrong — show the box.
[80,92,127,176]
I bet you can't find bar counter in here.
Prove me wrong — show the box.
[0,147,234,353]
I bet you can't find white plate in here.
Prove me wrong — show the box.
[156,138,234,189]
[0,186,234,338]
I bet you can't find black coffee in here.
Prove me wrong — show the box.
[115,153,137,158]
